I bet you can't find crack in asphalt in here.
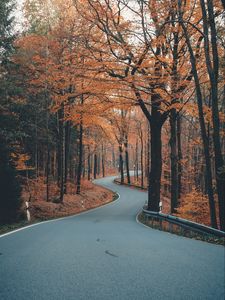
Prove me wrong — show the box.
[105,250,118,258]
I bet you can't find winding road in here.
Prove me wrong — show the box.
[0,176,224,300]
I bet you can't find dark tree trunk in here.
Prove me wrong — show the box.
[208,0,224,230]
[88,146,91,180]
[46,105,50,202]
[64,121,71,194]
[97,153,101,175]
[94,153,97,179]
[170,109,178,212]
[124,135,130,184]
[46,145,50,202]
[200,0,224,230]
[177,115,182,199]
[119,144,124,184]
[148,122,163,212]
[101,144,105,177]
[58,108,64,203]
[135,139,139,181]
[57,144,61,187]
[76,121,83,194]
[35,113,39,178]
[146,123,150,185]
[140,130,144,188]
[179,8,217,228]
[112,145,116,168]
[82,149,86,178]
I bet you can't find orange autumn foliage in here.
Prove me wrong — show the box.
[176,189,212,226]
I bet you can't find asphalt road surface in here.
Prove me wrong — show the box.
[0,176,224,300]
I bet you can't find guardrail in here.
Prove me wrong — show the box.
[114,176,225,240]
[142,208,225,239]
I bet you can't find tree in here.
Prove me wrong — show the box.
[0,138,22,224]
[0,0,23,223]
[199,0,225,230]
[178,0,218,228]
[75,0,199,212]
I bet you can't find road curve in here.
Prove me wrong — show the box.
[0,176,224,300]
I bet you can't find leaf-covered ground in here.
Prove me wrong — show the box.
[0,180,115,235]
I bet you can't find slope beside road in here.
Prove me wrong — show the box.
[0,176,224,300]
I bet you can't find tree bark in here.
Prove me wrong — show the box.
[140,128,144,188]
[112,145,116,168]
[64,121,71,194]
[58,107,64,203]
[178,4,217,227]
[124,135,130,184]
[148,122,163,211]
[88,145,91,180]
[135,139,139,181]
[170,109,178,212]
[102,144,105,177]
[200,0,225,230]
[119,144,124,184]
[76,121,83,194]
[177,115,182,199]
[94,153,97,179]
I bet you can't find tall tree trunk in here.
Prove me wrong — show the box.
[82,149,86,178]
[64,121,71,194]
[135,139,139,181]
[112,145,116,168]
[101,144,105,177]
[146,123,150,185]
[46,145,50,202]
[57,141,61,188]
[148,122,163,211]
[97,153,101,175]
[119,144,124,184]
[177,115,182,199]
[88,146,91,180]
[76,121,83,194]
[35,112,38,178]
[170,109,178,212]
[140,129,144,188]
[200,0,225,230]
[46,103,50,202]
[58,107,65,203]
[94,153,97,179]
[124,135,130,184]
[178,6,217,227]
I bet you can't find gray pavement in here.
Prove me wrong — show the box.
[0,176,224,300]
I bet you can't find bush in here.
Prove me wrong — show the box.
[0,139,22,224]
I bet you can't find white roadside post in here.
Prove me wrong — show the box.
[159,201,162,213]
[25,201,31,222]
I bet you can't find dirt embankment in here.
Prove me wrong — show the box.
[29,181,115,221]
[0,180,116,235]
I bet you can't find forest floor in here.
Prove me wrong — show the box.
[0,179,116,235]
